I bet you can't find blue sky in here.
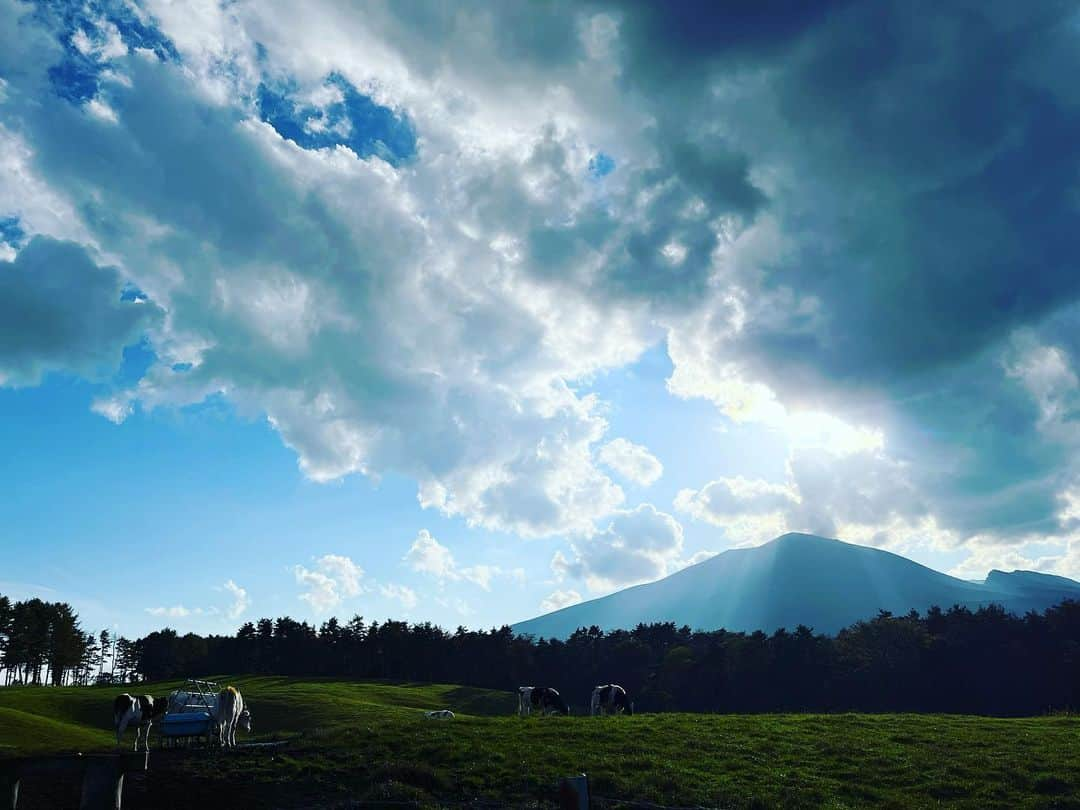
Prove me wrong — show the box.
[2,0,1080,639]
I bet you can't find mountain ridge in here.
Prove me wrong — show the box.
[513,532,1080,639]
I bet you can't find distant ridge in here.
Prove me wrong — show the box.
[512,532,1080,639]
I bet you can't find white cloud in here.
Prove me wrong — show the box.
[315,555,364,598]
[553,503,685,593]
[1004,335,1080,439]
[675,477,797,545]
[403,529,514,591]
[145,605,194,618]
[949,544,1065,582]
[145,583,248,622]
[0,3,652,541]
[91,395,134,424]
[676,477,798,522]
[540,589,582,612]
[379,583,418,609]
[673,439,941,550]
[222,579,250,619]
[598,438,663,486]
[404,530,456,580]
[295,554,365,613]
[435,596,475,617]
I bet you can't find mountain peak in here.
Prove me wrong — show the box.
[770,532,837,545]
[985,569,1080,591]
[512,533,1080,639]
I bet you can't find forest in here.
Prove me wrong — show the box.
[3,591,1080,716]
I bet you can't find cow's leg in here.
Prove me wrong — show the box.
[132,724,140,752]
[115,716,126,747]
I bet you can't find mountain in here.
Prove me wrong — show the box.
[512,532,1080,639]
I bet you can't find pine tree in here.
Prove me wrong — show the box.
[98,629,112,682]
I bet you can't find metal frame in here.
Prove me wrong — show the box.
[160,678,221,749]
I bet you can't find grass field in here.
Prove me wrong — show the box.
[2,677,1079,808]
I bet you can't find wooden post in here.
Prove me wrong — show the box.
[559,773,590,810]
[0,764,18,810]
[0,752,148,810]
[79,757,123,810]
[79,752,148,810]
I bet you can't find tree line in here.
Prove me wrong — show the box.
[0,595,139,686]
[4,591,1080,715]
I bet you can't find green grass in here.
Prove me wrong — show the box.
[2,677,1079,808]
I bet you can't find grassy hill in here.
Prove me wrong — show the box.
[2,677,1079,808]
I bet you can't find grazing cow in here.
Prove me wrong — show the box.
[113,694,169,751]
[591,684,633,716]
[517,686,569,716]
[216,686,252,749]
[424,709,455,719]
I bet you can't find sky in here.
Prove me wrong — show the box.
[2,0,1080,639]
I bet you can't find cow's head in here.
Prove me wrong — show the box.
[238,708,252,733]
[151,696,170,717]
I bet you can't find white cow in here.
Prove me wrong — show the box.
[424,709,455,719]
[113,693,168,751]
[216,686,252,749]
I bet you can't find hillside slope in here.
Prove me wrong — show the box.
[1,678,1078,808]
[0,677,515,755]
[513,532,1080,638]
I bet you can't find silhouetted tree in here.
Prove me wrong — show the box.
[5,589,1080,716]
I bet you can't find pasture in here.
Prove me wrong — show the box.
[1,677,1079,808]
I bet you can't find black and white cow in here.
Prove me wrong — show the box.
[590,684,633,716]
[113,693,169,751]
[517,686,569,716]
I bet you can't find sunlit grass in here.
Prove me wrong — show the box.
[2,677,1078,808]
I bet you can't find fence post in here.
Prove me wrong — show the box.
[559,773,590,810]
[78,753,148,810]
[0,764,18,810]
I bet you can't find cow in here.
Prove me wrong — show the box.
[517,686,569,716]
[216,686,252,749]
[591,684,633,716]
[424,709,455,719]
[113,693,169,751]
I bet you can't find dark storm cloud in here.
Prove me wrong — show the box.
[744,2,1080,382]
[610,0,852,86]
[610,0,1080,384]
[0,237,161,385]
[606,1,1080,539]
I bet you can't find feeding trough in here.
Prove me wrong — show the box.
[160,679,220,748]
